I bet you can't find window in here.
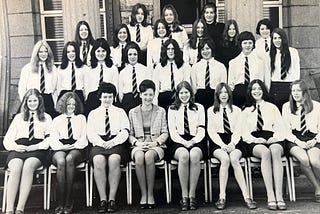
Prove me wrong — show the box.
[216,0,225,23]
[99,0,107,39]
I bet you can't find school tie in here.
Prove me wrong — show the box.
[184,105,190,135]
[301,107,307,135]
[99,64,104,84]
[161,39,164,48]
[205,61,210,88]
[265,39,269,52]
[244,56,250,85]
[257,104,264,131]
[170,63,175,91]
[71,63,76,92]
[280,54,287,80]
[136,24,141,43]
[40,64,45,93]
[29,113,34,141]
[223,107,231,134]
[132,66,138,98]
[82,41,87,63]
[105,109,111,139]
[67,116,73,139]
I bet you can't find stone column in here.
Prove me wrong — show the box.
[62,0,100,42]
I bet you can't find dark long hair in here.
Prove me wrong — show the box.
[112,24,131,48]
[198,37,215,60]
[153,19,170,38]
[289,80,313,114]
[60,41,83,69]
[90,38,113,68]
[122,41,141,64]
[270,28,291,76]
[161,4,183,33]
[201,3,217,24]
[256,18,274,35]
[189,19,208,49]
[222,19,239,48]
[160,39,183,68]
[129,3,149,27]
[213,82,233,113]
[170,81,198,111]
[244,79,269,111]
[21,89,46,121]
[74,21,94,47]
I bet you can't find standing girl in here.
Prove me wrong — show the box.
[255,19,274,60]
[74,21,94,66]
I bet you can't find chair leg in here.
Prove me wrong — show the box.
[247,158,253,200]
[168,163,172,203]
[85,163,89,207]
[164,161,170,204]
[204,161,208,203]
[127,163,132,205]
[2,170,9,213]
[47,167,52,210]
[289,158,296,201]
[284,159,292,201]
[244,159,249,191]
[43,168,47,210]
[89,166,93,207]
[208,162,212,203]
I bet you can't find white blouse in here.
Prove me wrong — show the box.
[127,24,154,51]
[147,37,168,71]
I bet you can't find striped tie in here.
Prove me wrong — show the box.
[223,107,231,134]
[99,64,104,84]
[40,64,45,93]
[184,105,190,135]
[71,63,76,92]
[170,63,175,100]
[132,66,138,98]
[82,41,87,63]
[67,116,73,139]
[257,104,264,131]
[105,109,111,139]
[244,56,250,85]
[205,61,210,88]
[29,113,34,141]
[136,24,141,42]
[301,107,307,135]
[265,39,269,52]
[280,54,287,80]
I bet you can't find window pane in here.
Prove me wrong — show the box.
[263,6,279,28]
[47,40,64,62]
[43,0,62,11]
[44,16,64,39]
[100,14,105,38]
[99,0,104,9]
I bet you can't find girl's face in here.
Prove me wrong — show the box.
[164,9,174,24]
[272,32,282,49]
[27,94,39,111]
[219,87,229,104]
[166,44,175,60]
[241,40,254,55]
[118,28,128,42]
[179,87,191,104]
[196,22,204,38]
[259,24,270,39]
[66,98,76,115]
[136,8,145,23]
[95,47,107,62]
[201,44,212,60]
[204,7,215,24]
[128,48,138,65]
[251,83,263,101]
[38,45,48,62]
[291,84,303,103]
[228,24,236,38]
[66,45,76,62]
[100,92,114,108]
[140,88,155,106]
[157,23,167,38]
[79,24,89,40]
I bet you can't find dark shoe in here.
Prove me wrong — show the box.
[140,203,148,209]
[107,200,116,213]
[315,194,320,203]
[148,203,155,209]
[55,206,64,214]
[15,210,24,214]
[180,197,189,211]
[215,198,226,210]
[267,201,277,210]
[277,201,287,210]
[189,197,197,210]
[98,200,107,213]
[244,198,257,209]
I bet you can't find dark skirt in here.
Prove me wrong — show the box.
[158,91,175,112]
[209,133,248,157]
[58,90,85,106]
[269,81,291,111]
[6,138,49,168]
[85,90,100,117]
[121,93,142,114]
[232,84,248,109]
[50,139,88,163]
[42,93,58,118]
[286,130,320,155]
[167,134,207,160]
[90,135,130,165]
[195,88,215,111]
[245,130,285,157]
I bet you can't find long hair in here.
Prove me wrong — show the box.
[30,40,54,74]
[153,19,170,38]
[160,39,183,68]
[256,18,274,35]
[122,41,141,64]
[198,37,215,60]
[60,41,83,69]
[189,19,208,49]
[213,82,233,113]
[270,28,291,75]
[90,38,113,68]
[244,79,269,111]
[21,88,46,121]
[56,92,84,115]
[201,3,217,23]
[112,24,131,48]
[222,19,239,48]
[161,4,183,33]
[289,80,313,114]
[170,81,198,111]
[74,21,94,47]
[129,3,149,27]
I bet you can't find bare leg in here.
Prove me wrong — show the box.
[307,147,320,195]
[93,155,107,201]
[144,150,158,204]
[213,149,230,200]
[52,151,67,207]
[269,144,284,202]
[108,154,121,201]
[133,151,147,204]
[174,147,190,198]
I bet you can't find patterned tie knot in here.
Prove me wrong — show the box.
[265,39,269,52]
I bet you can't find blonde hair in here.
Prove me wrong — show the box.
[30,40,54,73]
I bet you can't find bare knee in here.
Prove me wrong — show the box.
[134,152,145,166]
[308,149,320,169]
[177,150,190,163]
[93,155,106,170]
[8,159,23,174]
[65,154,76,166]
[108,154,121,170]
[144,151,156,165]
[269,145,283,158]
